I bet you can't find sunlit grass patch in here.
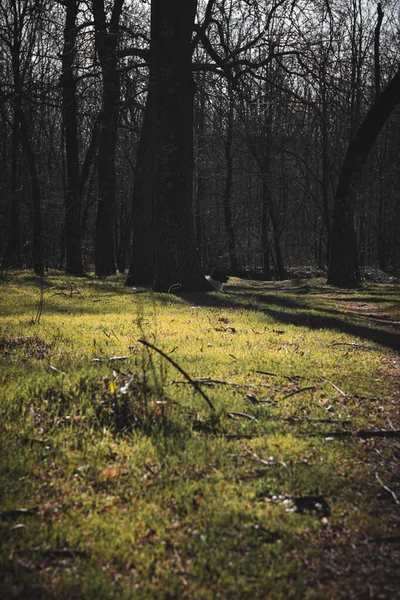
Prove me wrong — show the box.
[0,272,399,598]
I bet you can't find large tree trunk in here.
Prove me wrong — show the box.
[328,64,400,287]
[60,0,84,276]
[152,0,211,292]
[125,79,156,286]
[194,78,207,267]
[93,0,124,277]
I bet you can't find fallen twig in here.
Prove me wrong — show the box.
[330,342,379,351]
[228,411,258,422]
[319,376,347,396]
[283,386,316,399]
[170,377,260,389]
[303,431,352,438]
[223,433,259,439]
[189,377,241,387]
[138,339,215,411]
[0,508,38,520]
[279,416,351,425]
[48,365,65,375]
[15,548,89,559]
[304,428,400,439]
[375,473,400,505]
[357,429,400,438]
[22,437,53,446]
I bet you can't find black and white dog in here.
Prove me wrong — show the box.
[206,269,229,292]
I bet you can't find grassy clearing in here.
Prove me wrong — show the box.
[0,272,399,599]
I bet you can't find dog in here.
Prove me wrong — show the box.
[205,269,229,292]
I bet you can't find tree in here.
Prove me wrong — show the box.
[328,63,400,286]
[222,81,239,274]
[151,0,211,291]
[60,0,84,275]
[93,0,124,277]
[8,0,45,275]
[1,0,399,279]
[125,63,156,286]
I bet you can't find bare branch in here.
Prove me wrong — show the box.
[138,339,215,412]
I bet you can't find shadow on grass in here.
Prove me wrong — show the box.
[179,285,400,352]
[5,274,400,351]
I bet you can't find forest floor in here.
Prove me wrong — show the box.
[0,271,399,599]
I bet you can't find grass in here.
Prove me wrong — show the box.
[0,271,399,599]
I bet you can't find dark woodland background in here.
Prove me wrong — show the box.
[1,0,399,289]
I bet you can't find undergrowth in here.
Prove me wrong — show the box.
[0,272,399,599]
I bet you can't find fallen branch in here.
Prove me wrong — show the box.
[228,411,258,422]
[319,376,347,396]
[15,548,89,559]
[304,428,400,439]
[170,377,260,389]
[283,386,316,399]
[303,431,352,438]
[0,508,38,519]
[279,416,351,425]
[223,433,259,439]
[186,377,241,387]
[357,429,400,438]
[138,339,215,412]
[375,473,400,505]
[48,365,65,375]
[330,342,379,351]
[22,437,53,446]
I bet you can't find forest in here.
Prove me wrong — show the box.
[1,0,400,289]
[1,2,400,599]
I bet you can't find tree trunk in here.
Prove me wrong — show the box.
[152,0,211,292]
[4,110,21,268]
[125,78,156,286]
[10,6,43,276]
[261,173,285,280]
[320,78,331,263]
[375,3,386,272]
[271,210,286,280]
[194,78,206,266]
[116,204,131,274]
[93,0,124,277]
[377,191,386,271]
[60,0,84,276]
[328,64,400,287]
[18,110,44,276]
[223,84,238,274]
[261,182,271,280]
